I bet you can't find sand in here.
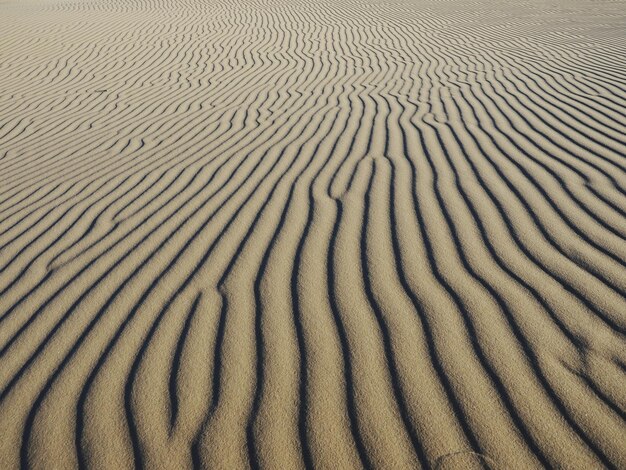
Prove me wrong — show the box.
[0,0,625,468]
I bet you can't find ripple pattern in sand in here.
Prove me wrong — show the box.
[0,0,625,468]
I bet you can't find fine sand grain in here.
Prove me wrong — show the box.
[0,0,625,468]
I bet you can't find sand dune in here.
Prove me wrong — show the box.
[1,0,625,468]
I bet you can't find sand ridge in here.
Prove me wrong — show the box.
[0,0,625,468]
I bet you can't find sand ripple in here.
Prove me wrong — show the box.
[0,0,625,468]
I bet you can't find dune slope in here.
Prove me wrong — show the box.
[0,0,625,468]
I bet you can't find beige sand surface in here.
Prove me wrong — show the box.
[0,0,625,468]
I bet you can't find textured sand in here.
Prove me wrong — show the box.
[1,0,625,468]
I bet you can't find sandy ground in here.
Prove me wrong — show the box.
[0,0,625,468]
